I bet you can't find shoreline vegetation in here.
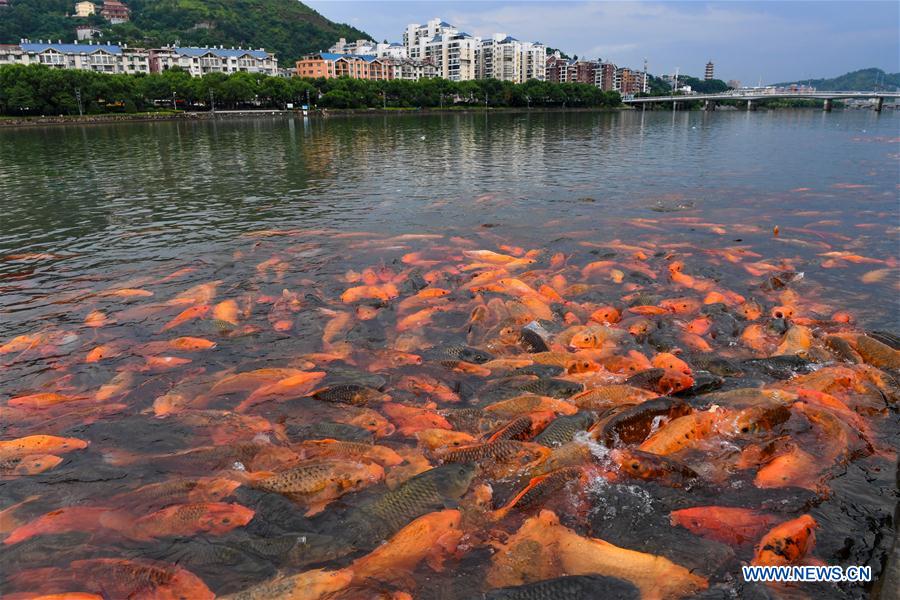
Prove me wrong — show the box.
[0,103,855,128]
[0,65,870,128]
[0,63,620,119]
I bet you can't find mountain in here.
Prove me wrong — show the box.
[0,0,372,63]
[772,68,899,92]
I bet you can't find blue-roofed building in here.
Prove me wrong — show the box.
[150,45,278,77]
[0,40,150,74]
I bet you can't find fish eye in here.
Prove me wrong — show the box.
[222,518,230,524]
[631,462,640,470]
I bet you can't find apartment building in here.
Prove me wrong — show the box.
[425,32,478,81]
[150,46,279,77]
[295,53,435,81]
[615,67,647,94]
[0,41,149,74]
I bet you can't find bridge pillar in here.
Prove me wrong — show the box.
[875,97,884,112]
[746,100,755,111]
[704,100,716,112]
[823,98,832,112]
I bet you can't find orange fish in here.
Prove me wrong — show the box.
[397,307,445,332]
[4,506,132,545]
[1,454,64,476]
[84,311,108,328]
[0,435,88,459]
[659,297,701,315]
[7,393,87,409]
[102,288,153,298]
[590,306,621,324]
[752,515,818,566]
[85,344,121,363]
[168,337,217,351]
[382,402,452,436]
[639,411,718,455]
[295,439,403,467]
[651,352,692,376]
[9,558,214,600]
[212,299,240,325]
[130,502,255,540]
[670,506,779,545]
[237,371,326,412]
[350,510,463,584]
[753,443,820,491]
[160,304,210,332]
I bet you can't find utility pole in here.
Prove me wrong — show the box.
[75,87,83,117]
[439,93,443,109]
[382,90,386,109]
[209,89,215,115]
[172,91,177,110]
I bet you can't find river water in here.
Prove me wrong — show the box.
[0,110,898,599]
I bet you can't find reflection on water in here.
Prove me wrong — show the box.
[0,110,897,599]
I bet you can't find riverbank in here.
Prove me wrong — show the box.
[0,105,631,128]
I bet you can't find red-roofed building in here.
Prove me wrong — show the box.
[101,0,130,24]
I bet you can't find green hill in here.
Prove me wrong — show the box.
[773,68,899,91]
[0,0,372,63]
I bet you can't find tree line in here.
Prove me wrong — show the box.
[0,64,622,116]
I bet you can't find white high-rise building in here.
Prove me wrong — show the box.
[404,18,457,61]
[425,31,478,81]
[520,41,546,82]
[404,18,544,83]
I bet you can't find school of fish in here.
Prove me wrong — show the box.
[1,215,898,600]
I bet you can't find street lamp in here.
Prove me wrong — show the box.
[75,87,83,116]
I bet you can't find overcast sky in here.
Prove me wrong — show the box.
[305,1,899,84]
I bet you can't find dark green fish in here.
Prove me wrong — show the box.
[869,330,900,350]
[597,396,691,447]
[482,575,639,599]
[441,407,506,434]
[284,421,374,442]
[431,345,494,364]
[242,533,350,568]
[347,462,475,542]
[534,412,596,447]
[516,378,582,398]
[741,355,815,380]
[311,384,386,406]
[690,355,743,377]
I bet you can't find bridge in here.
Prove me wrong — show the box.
[622,90,900,112]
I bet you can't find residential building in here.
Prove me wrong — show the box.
[520,42,546,82]
[595,62,617,90]
[478,35,521,82]
[705,61,714,80]
[387,57,437,80]
[328,38,376,55]
[296,52,435,81]
[615,67,647,94]
[74,1,96,17]
[76,25,103,40]
[100,0,130,24]
[0,0,9,9]
[149,46,278,76]
[425,31,478,81]
[727,79,741,89]
[376,43,407,59]
[403,18,456,60]
[546,54,598,85]
[0,40,149,74]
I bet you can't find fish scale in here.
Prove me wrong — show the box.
[534,412,596,447]
[253,463,335,494]
[347,463,475,541]
[484,574,639,599]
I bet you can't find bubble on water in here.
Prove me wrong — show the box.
[253,433,271,444]
[577,431,609,464]
[232,461,246,471]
